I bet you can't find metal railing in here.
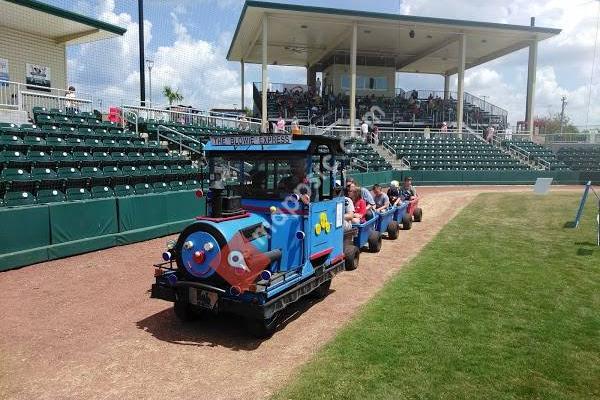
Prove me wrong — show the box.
[0,79,94,119]
[157,124,205,157]
[351,157,369,172]
[122,109,139,136]
[122,104,261,133]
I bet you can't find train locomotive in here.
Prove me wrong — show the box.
[151,134,357,337]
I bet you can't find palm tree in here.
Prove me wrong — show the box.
[162,86,184,106]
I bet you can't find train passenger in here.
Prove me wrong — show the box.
[372,183,390,212]
[400,176,418,201]
[348,186,367,223]
[387,180,402,206]
[334,182,357,229]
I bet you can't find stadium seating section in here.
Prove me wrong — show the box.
[383,137,529,170]
[342,139,392,172]
[502,140,569,170]
[0,108,206,207]
[556,146,600,171]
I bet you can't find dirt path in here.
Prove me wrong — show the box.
[0,186,579,400]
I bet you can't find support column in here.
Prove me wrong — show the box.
[443,74,450,101]
[261,17,269,132]
[349,21,358,137]
[525,41,538,137]
[241,60,245,111]
[525,17,538,138]
[456,34,466,137]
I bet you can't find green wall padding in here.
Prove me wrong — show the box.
[0,205,50,254]
[47,235,117,260]
[49,198,118,244]
[166,190,206,222]
[117,193,170,232]
[0,247,49,272]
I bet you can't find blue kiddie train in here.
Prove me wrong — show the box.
[151,134,358,337]
[150,134,419,337]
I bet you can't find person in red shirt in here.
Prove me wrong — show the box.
[349,186,367,223]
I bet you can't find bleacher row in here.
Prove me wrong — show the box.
[503,140,568,170]
[383,138,529,170]
[343,139,392,172]
[556,146,600,172]
[0,111,206,207]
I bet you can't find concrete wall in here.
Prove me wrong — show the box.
[0,26,67,89]
[322,64,396,97]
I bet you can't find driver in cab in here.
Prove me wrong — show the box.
[278,158,310,204]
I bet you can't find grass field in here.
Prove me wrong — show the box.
[274,192,600,400]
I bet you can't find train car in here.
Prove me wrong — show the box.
[151,134,356,337]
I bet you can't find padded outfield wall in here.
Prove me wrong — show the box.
[0,169,595,272]
[0,190,205,271]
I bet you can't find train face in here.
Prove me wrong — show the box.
[151,134,349,337]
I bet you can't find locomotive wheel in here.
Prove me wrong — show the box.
[387,221,400,240]
[246,312,280,339]
[413,207,423,222]
[367,231,382,253]
[344,245,360,271]
[312,279,332,298]
[402,213,413,230]
[173,300,196,322]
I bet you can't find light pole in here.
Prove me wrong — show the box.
[146,59,154,106]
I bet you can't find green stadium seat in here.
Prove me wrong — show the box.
[169,180,186,191]
[50,151,76,167]
[36,189,66,204]
[152,182,169,193]
[0,150,28,168]
[65,187,92,201]
[31,167,60,189]
[114,184,135,197]
[73,151,94,167]
[91,186,114,199]
[110,152,128,165]
[45,136,70,151]
[28,151,53,167]
[85,138,102,150]
[57,167,85,188]
[81,166,105,186]
[0,135,25,151]
[134,182,153,195]
[185,179,201,190]
[3,191,36,207]
[101,166,123,185]
[92,151,111,165]
[1,168,32,191]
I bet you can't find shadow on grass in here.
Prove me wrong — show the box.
[563,221,577,229]
[136,289,333,351]
[577,248,595,256]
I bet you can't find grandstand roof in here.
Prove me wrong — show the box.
[0,0,126,45]
[227,1,561,75]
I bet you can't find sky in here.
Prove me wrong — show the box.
[44,0,600,127]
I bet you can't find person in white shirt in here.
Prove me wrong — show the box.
[276,115,286,133]
[360,120,369,141]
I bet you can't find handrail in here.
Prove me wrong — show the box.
[401,156,411,169]
[157,124,205,157]
[122,109,139,136]
[383,141,396,156]
[350,157,369,172]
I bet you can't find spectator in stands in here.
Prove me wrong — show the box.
[276,115,286,133]
[291,115,301,135]
[505,125,513,141]
[387,180,402,206]
[424,125,431,139]
[65,86,78,113]
[400,176,418,201]
[238,114,249,131]
[316,77,322,96]
[440,121,448,134]
[371,124,379,144]
[360,120,369,141]
[372,184,390,212]
[486,125,495,143]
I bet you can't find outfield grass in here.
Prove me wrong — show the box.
[274,193,600,400]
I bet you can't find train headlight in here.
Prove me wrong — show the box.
[203,242,214,251]
[183,240,194,250]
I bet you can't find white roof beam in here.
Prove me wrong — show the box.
[395,36,459,70]
[444,39,532,75]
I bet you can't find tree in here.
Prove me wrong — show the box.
[534,112,579,134]
[162,86,184,106]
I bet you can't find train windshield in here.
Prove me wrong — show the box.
[209,153,340,200]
